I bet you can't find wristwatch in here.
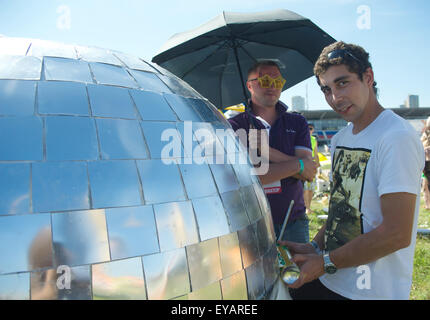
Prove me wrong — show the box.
[323,252,337,274]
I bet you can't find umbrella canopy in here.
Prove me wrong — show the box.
[152,9,336,109]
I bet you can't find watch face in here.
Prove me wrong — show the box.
[325,265,337,274]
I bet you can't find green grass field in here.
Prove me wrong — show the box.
[308,191,430,300]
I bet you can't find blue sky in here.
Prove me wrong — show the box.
[0,0,429,110]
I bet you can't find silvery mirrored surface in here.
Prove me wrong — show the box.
[153,201,199,251]
[192,195,229,241]
[96,118,148,159]
[32,162,90,213]
[75,46,123,65]
[87,84,137,119]
[38,81,90,116]
[45,116,99,161]
[245,259,266,300]
[31,265,92,300]
[92,258,146,300]
[179,162,218,199]
[188,281,222,300]
[0,163,30,215]
[0,273,30,300]
[163,94,202,122]
[219,190,249,232]
[105,206,159,260]
[220,270,248,300]
[128,70,172,93]
[137,159,186,204]
[240,185,262,224]
[186,238,222,291]
[52,210,110,267]
[218,232,243,278]
[0,80,35,116]
[129,89,176,121]
[142,248,190,300]
[0,116,43,161]
[90,62,138,88]
[140,121,184,159]
[0,37,278,300]
[88,160,142,209]
[43,57,93,83]
[0,55,42,80]
[0,213,52,273]
[27,39,77,59]
[238,224,260,269]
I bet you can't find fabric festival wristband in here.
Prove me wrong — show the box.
[298,159,304,175]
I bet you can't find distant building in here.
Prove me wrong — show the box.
[405,95,419,108]
[291,96,305,111]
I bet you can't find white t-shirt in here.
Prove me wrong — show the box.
[319,110,424,300]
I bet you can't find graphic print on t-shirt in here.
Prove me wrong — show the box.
[325,147,371,251]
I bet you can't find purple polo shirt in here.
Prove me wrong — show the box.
[228,101,311,225]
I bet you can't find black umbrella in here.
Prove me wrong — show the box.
[152,9,336,109]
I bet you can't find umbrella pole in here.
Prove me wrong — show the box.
[232,44,248,104]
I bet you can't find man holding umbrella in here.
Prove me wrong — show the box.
[229,60,318,244]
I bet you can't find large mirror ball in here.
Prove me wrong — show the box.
[0,37,279,300]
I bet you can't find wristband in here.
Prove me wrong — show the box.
[298,159,304,175]
[309,240,321,254]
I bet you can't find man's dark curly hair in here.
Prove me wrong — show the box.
[314,41,378,94]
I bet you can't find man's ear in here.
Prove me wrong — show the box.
[363,67,374,88]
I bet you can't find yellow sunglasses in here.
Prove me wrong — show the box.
[248,74,286,89]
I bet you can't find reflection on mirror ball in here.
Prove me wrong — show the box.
[0,37,278,300]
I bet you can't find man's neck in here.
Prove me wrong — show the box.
[352,98,384,134]
[250,100,278,126]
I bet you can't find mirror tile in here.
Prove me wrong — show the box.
[105,206,159,260]
[192,122,225,158]
[0,163,30,215]
[96,118,148,160]
[188,281,222,300]
[179,162,218,199]
[43,57,93,83]
[137,159,186,204]
[219,190,249,232]
[0,213,52,274]
[0,273,30,300]
[163,94,202,122]
[245,259,265,300]
[240,185,262,224]
[130,89,176,121]
[112,52,155,72]
[38,81,90,116]
[51,210,110,267]
[90,62,138,88]
[0,55,42,80]
[32,162,90,213]
[0,80,36,116]
[0,116,43,161]
[263,245,279,292]
[128,70,172,93]
[46,116,98,161]
[142,248,190,300]
[254,217,270,256]
[28,40,77,59]
[220,270,248,300]
[186,98,220,123]
[153,201,199,251]
[186,238,222,291]
[75,46,122,65]
[92,257,146,300]
[209,163,240,194]
[157,74,200,98]
[140,121,184,159]
[87,84,137,119]
[238,224,259,269]
[88,160,142,209]
[218,232,243,278]
[31,265,92,300]
[192,195,229,241]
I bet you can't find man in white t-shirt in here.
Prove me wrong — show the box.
[281,41,424,300]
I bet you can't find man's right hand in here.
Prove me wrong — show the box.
[299,157,318,182]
